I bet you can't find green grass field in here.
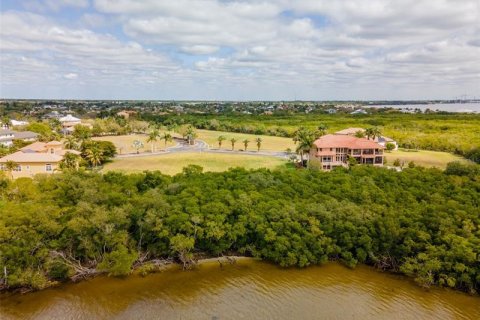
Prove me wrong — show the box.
[93,134,176,154]
[103,152,286,175]
[385,149,470,169]
[196,129,295,151]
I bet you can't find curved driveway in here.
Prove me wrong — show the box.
[116,138,290,159]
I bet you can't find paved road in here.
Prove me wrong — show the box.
[116,138,290,159]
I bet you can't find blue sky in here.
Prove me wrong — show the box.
[1,0,479,100]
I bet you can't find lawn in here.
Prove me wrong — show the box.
[102,152,287,175]
[385,149,470,169]
[93,134,176,154]
[196,129,295,152]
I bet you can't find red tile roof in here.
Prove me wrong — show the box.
[313,134,384,149]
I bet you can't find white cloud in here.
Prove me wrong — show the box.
[63,73,78,79]
[1,0,479,99]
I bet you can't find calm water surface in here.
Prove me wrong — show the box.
[1,260,479,320]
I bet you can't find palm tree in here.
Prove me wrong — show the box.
[132,140,144,154]
[365,127,374,140]
[147,129,160,153]
[317,124,328,136]
[243,139,250,151]
[230,138,237,151]
[294,127,317,167]
[63,136,78,150]
[217,135,226,149]
[186,126,197,145]
[365,127,381,140]
[84,146,103,168]
[255,137,262,152]
[60,152,80,170]
[371,127,382,140]
[161,132,173,149]
[4,160,18,179]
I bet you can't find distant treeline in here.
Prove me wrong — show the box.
[1,162,479,293]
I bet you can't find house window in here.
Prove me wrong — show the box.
[46,164,52,172]
[50,148,54,154]
[14,165,21,172]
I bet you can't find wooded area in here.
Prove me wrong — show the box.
[0,163,479,293]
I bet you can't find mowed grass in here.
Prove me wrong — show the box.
[103,152,286,175]
[93,134,176,154]
[385,149,470,169]
[196,129,295,151]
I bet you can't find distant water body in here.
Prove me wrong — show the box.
[368,103,480,113]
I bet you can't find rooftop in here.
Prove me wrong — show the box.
[313,134,384,149]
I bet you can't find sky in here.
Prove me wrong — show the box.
[0,0,479,100]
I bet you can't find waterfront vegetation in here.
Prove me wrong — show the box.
[1,162,479,294]
[102,153,287,175]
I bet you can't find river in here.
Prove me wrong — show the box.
[367,102,480,113]
[1,259,479,320]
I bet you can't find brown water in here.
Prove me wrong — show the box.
[1,259,479,320]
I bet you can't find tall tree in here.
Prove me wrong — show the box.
[59,152,80,170]
[294,127,317,167]
[63,136,78,150]
[217,135,226,149]
[4,160,18,179]
[161,133,173,149]
[317,124,328,136]
[84,146,103,168]
[243,139,250,151]
[147,130,160,153]
[255,137,262,152]
[230,138,237,151]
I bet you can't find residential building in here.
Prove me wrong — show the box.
[13,131,38,142]
[350,109,368,115]
[309,134,385,171]
[116,110,137,119]
[10,119,29,127]
[0,141,80,179]
[0,129,15,146]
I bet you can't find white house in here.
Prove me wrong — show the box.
[0,129,15,147]
[11,120,29,127]
[350,109,368,115]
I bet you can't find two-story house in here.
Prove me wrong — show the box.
[0,141,80,179]
[309,134,385,171]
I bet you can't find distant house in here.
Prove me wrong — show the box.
[0,129,15,147]
[0,141,80,179]
[309,134,385,171]
[13,131,39,142]
[44,111,61,119]
[116,110,137,119]
[59,114,90,134]
[326,108,337,114]
[350,109,368,115]
[10,119,29,127]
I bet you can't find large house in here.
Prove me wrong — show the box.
[0,141,80,179]
[309,134,385,171]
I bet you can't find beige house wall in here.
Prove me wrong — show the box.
[3,161,59,179]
